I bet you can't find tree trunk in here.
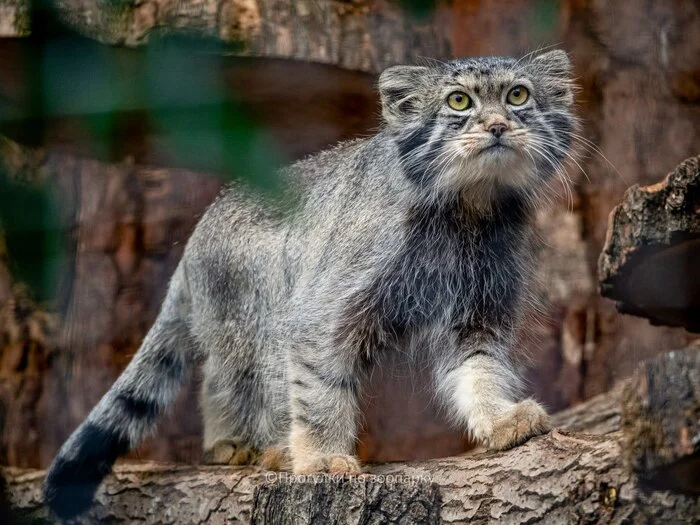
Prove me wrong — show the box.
[621,345,700,494]
[6,347,700,524]
[599,155,700,332]
[4,428,700,524]
[0,0,29,37]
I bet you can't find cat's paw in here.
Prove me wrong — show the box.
[260,446,291,471]
[293,453,362,475]
[203,438,259,465]
[488,399,550,451]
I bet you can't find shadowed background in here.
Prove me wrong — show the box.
[0,0,698,468]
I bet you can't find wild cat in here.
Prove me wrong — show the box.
[44,49,576,518]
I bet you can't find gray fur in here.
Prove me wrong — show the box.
[44,50,577,517]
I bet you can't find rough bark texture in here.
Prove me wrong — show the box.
[5,462,262,524]
[0,288,57,468]
[1,0,700,471]
[621,345,700,495]
[557,0,700,404]
[550,380,625,436]
[0,136,221,468]
[0,0,29,38]
[599,156,700,332]
[4,429,700,524]
[39,0,452,72]
[252,478,442,524]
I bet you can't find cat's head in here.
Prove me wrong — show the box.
[378,50,577,208]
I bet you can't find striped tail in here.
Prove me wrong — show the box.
[43,265,195,519]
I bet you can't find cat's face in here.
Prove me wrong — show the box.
[379,50,576,206]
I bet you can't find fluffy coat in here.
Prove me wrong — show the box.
[44,49,576,519]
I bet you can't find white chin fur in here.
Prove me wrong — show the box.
[435,148,535,204]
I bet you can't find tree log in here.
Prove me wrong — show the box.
[550,380,625,435]
[0,0,29,38]
[4,428,700,524]
[251,477,442,524]
[5,372,700,524]
[21,0,451,73]
[599,155,700,332]
[621,345,700,494]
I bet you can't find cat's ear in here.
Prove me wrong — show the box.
[531,50,572,78]
[530,50,575,106]
[378,65,429,128]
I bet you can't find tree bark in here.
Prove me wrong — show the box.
[621,345,700,494]
[252,477,442,524]
[550,380,626,435]
[38,0,452,73]
[4,428,700,524]
[599,156,700,332]
[0,0,29,38]
[0,136,220,468]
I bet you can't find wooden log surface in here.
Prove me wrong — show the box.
[599,155,700,332]
[4,429,700,524]
[622,344,700,494]
[2,0,450,73]
[5,362,700,525]
[550,380,625,436]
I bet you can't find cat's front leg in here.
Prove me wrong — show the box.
[288,349,365,474]
[435,335,550,450]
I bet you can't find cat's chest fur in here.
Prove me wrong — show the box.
[375,198,528,333]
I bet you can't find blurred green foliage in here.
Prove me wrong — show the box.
[0,8,287,302]
[531,0,560,40]
[0,171,63,303]
[397,0,437,20]
[35,33,285,193]
[143,38,284,194]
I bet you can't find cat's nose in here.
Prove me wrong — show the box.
[488,122,508,138]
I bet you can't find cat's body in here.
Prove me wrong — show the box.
[44,51,576,519]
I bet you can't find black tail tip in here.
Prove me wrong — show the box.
[43,467,99,520]
[43,423,130,519]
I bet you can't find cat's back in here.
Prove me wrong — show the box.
[182,137,381,323]
[286,137,372,197]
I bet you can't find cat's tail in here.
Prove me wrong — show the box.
[43,263,197,519]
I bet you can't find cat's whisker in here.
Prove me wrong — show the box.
[531,135,589,183]
[537,110,624,183]
[526,142,574,211]
[529,143,571,197]
[560,130,627,184]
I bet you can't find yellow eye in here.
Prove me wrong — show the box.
[507,86,529,105]
[447,91,471,111]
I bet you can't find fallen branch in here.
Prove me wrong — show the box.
[551,380,625,435]
[2,0,448,73]
[4,431,699,523]
[622,345,700,494]
[599,155,700,332]
[7,347,700,522]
